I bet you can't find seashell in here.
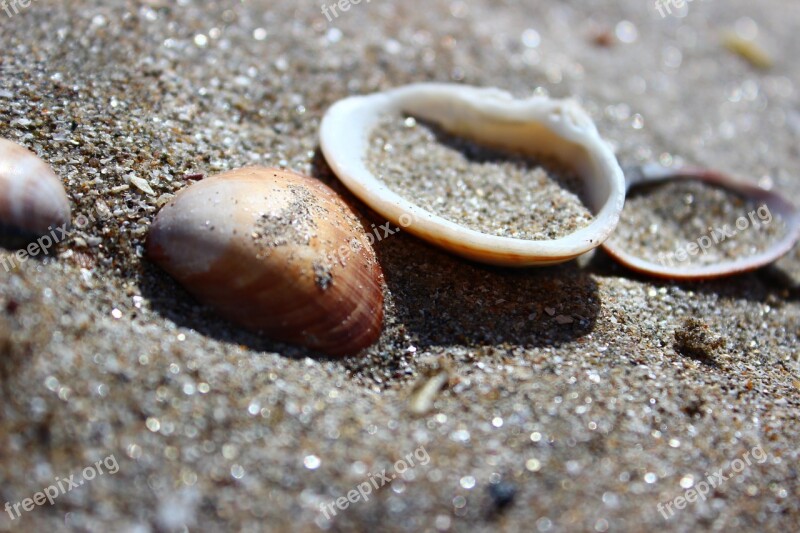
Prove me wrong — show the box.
[0,138,71,241]
[146,167,384,356]
[721,32,773,70]
[320,83,625,267]
[408,367,450,415]
[602,163,800,279]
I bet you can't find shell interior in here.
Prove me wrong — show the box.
[602,164,800,280]
[320,83,626,266]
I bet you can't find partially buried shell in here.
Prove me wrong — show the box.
[0,138,71,241]
[147,167,384,356]
[602,163,800,279]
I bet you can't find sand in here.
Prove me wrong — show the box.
[367,115,593,240]
[609,179,790,267]
[0,1,799,532]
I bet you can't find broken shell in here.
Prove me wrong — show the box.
[320,83,625,266]
[147,167,384,356]
[602,163,800,279]
[408,368,450,415]
[721,31,773,70]
[0,138,71,240]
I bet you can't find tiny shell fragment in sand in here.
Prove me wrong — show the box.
[674,318,726,361]
[722,32,773,70]
[409,369,450,415]
[130,176,156,195]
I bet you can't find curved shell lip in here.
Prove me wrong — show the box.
[602,164,800,280]
[0,138,72,240]
[320,83,626,267]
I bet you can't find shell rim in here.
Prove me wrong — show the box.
[319,83,626,267]
[602,165,800,280]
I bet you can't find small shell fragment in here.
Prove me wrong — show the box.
[722,32,774,70]
[408,368,450,415]
[0,138,71,241]
[320,83,626,267]
[130,176,156,195]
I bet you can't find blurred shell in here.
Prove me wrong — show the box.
[320,83,625,266]
[603,163,800,279]
[147,167,384,356]
[0,138,71,239]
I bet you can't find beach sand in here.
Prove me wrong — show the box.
[0,1,798,531]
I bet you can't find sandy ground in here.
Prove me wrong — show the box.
[1,0,799,531]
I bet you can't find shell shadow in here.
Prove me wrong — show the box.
[372,231,600,349]
[309,148,601,351]
[138,261,318,361]
[137,228,600,368]
[585,245,798,303]
[0,227,50,255]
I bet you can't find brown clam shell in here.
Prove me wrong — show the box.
[147,167,384,356]
[0,138,71,239]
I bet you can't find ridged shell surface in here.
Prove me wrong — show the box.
[147,167,384,356]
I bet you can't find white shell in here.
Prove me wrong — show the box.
[0,138,71,238]
[320,83,625,266]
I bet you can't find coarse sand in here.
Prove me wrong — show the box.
[0,1,799,532]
